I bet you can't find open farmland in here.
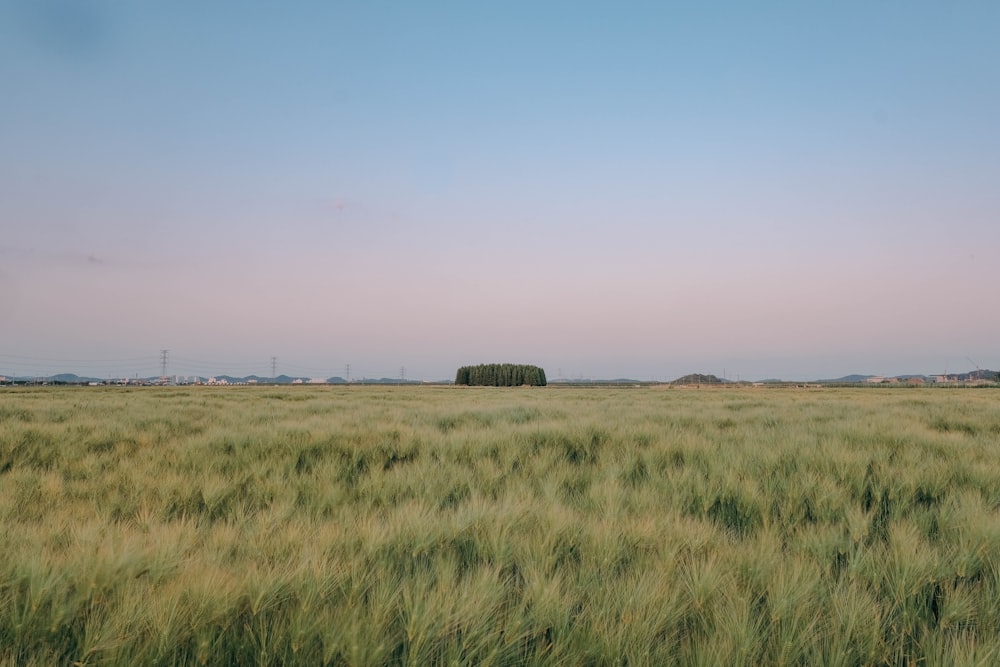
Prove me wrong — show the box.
[2,385,1000,665]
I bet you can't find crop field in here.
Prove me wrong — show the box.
[2,385,1000,665]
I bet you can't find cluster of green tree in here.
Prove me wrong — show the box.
[454,363,547,386]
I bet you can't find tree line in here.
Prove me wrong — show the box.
[454,364,547,386]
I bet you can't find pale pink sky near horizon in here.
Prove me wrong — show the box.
[2,2,998,381]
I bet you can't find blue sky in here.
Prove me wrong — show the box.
[2,1,998,381]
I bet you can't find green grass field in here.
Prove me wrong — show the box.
[2,385,1000,665]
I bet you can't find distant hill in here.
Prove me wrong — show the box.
[5,368,997,386]
[817,374,875,384]
[671,373,724,385]
[816,371,999,384]
[48,373,105,384]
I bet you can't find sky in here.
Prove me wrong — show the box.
[2,1,998,381]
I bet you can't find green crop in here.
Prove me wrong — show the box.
[1,385,999,665]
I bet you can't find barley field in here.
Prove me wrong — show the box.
[2,385,1000,666]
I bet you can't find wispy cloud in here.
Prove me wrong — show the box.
[0,246,114,268]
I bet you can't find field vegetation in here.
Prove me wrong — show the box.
[2,385,1000,665]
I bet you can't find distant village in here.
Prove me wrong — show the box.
[1,372,998,388]
[858,374,996,386]
[0,374,427,387]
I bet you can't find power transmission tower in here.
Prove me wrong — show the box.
[271,356,277,381]
[345,363,351,383]
[160,350,169,378]
[400,366,406,383]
